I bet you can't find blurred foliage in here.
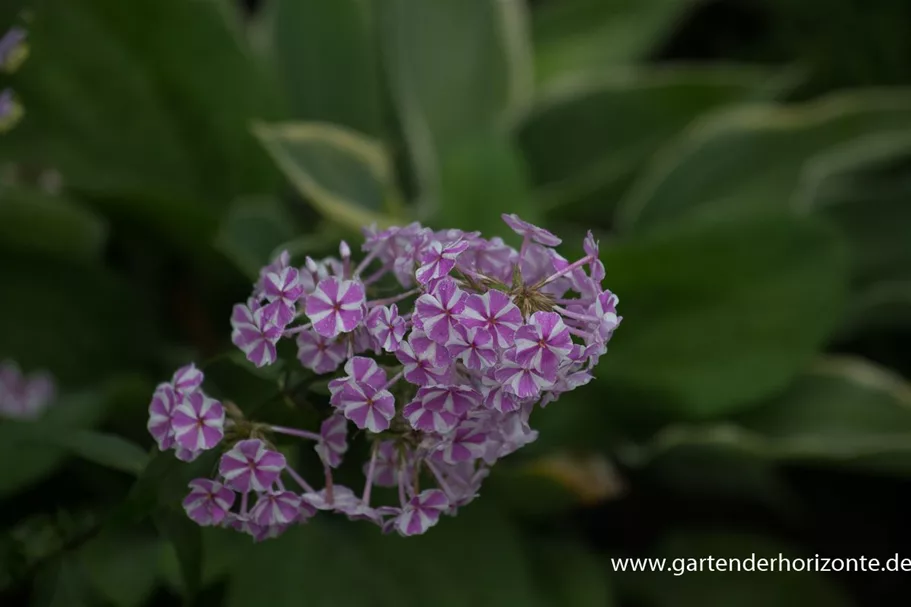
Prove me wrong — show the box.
[2,0,911,605]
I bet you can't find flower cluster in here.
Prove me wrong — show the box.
[0,25,28,132]
[0,361,55,420]
[148,214,620,540]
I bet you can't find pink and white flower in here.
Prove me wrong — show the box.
[219,439,286,493]
[183,479,234,526]
[171,392,225,452]
[305,277,367,338]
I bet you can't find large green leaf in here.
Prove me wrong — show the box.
[0,391,110,496]
[528,538,615,607]
[516,67,771,223]
[378,0,532,214]
[617,90,911,231]
[154,508,202,602]
[259,0,383,136]
[795,131,911,332]
[0,259,156,386]
[532,0,695,85]
[253,121,399,231]
[437,131,537,238]
[625,357,911,476]
[798,131,911,285]
[618,530,853,607]
[79,529,160,607]
[0,422,148,475]
[214,195,298,279]
[593,214,847,419]
[0,187,107,261]
[226,504,545,607]
[3,0,280,231]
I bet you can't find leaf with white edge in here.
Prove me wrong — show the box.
[795,130,911,332]
[1,0,280,216]
[253,121,398,231]
[618,90,911,231]
[378,0,533,202]
[617,530,854,607]
[594,214,847,419]
[532,0,696,85]
[624,357,911,476]
[259,0,383,136]
[516,66,773,222]
[0,187,107,261]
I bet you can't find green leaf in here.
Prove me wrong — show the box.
[79,529,160,607]
[625,357,911,476]
[160,526,249,593]
[214,195,298,279]
[438,131,536,238]
[3,0,280,232]
[0,391,110,497]
[595,214,847,419]
[155,509,202,601]
[0,187,107,261]
[529,538,615,607]
[532,0,695,85]
[843,281,911,333]
[32,558,101,607]
[378,0,532,203]
[227,505,545,607]
[795,131,911,330]
[253,121,398,231]
[0,258,157,386]
[260,0,383,136]
[516,67,772,223]
[0,420,147,476]
[618,530,853,607]
[118,450,220,525]
[618,90,911,231]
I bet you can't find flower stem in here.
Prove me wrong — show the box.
[283,322,313,336]
[553,305,597,323]
[538,254,595,287]
[368,289,420,307]
[362,442,379,506]
[270,425,321,441]
[286,466,315,493]
[425,459,455,503]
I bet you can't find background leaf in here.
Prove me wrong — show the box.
[532,0,694,84]
[0,187,106,261]
[214,195,298,279]
[618,530,853,607]
[378,0,533,222]
[259,0,383,137]
[0,391,110,497]
[590,214,847,419]
[617,90,911,231]
[516,67,772,222]
[254,121,398,231]
[2,0,280,235]
[795,131,911,331]
[625,357,911,475]
[79,529,160,607]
